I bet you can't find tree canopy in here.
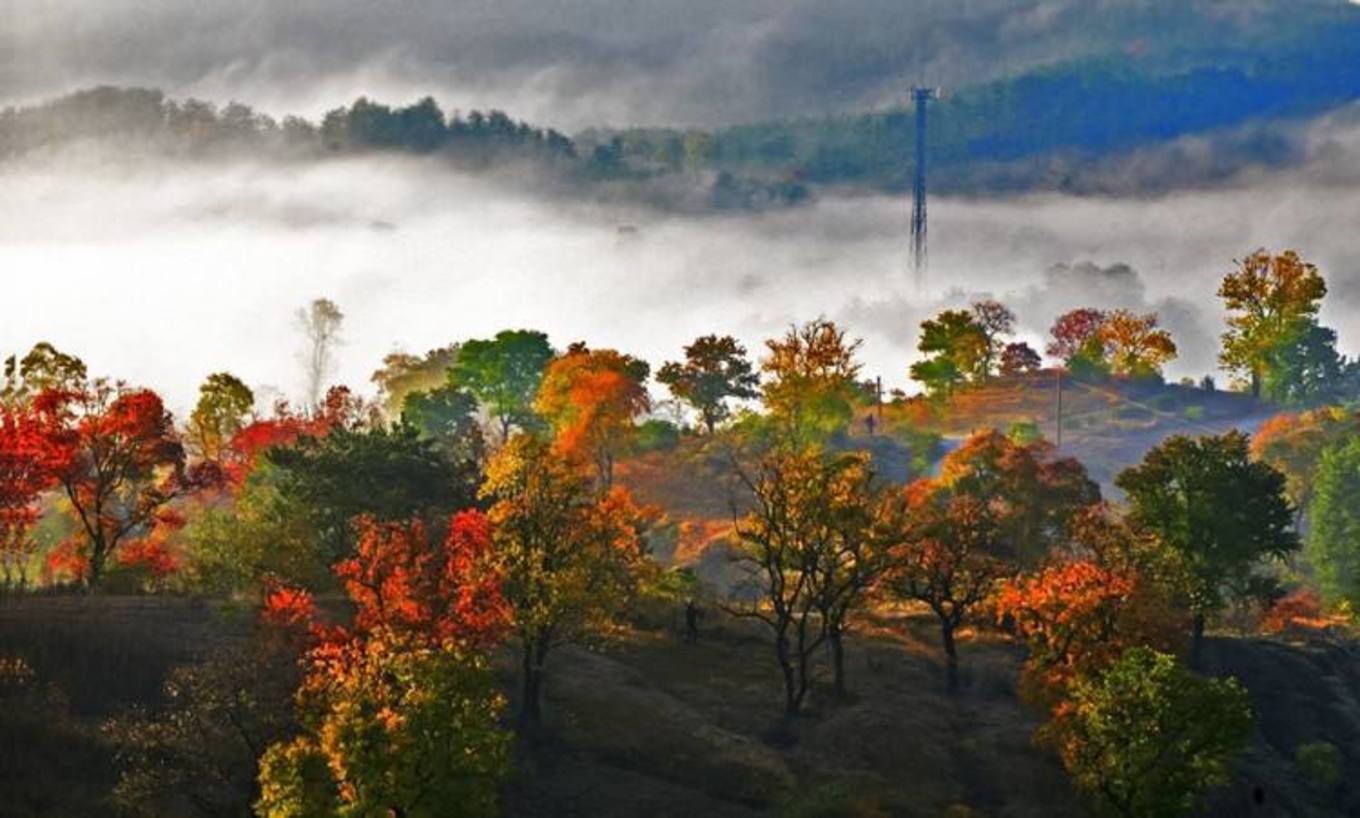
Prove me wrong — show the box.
[657,334,759,434]
[1116,431,1297,653]
[450,330,555,444]
[1046,647,1253,818]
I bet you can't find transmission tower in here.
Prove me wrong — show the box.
[910,87,937,287]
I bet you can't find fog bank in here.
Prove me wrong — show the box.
[2,144,1359,413]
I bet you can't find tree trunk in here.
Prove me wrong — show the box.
[795,647,812,713]
[776,635,798,716]
[829,626,847,700]
[597,449,614,492]
[941,619,959,694]
[86,541,106,593]
[1191,612,1206,669]
[519,640,544,730]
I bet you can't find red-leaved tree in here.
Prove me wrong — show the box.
[35,383,189,589]
[1047,308,1108,365]
[0,405,60,587]
[333,510,509,650]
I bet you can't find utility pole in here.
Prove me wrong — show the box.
[910,87,936,288]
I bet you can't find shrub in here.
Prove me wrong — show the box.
[781,781,885,818]
[1263,588,1323,633]
[1007,421,1042,446]
[634,418,681,452]
[1295,740,1342,790]
[1045,647,1253,818]
[1112,404,1153,422]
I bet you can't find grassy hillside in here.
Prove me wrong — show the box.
[890,372,1271,487]
[614,372,1267,591]
[4,595,1358,817]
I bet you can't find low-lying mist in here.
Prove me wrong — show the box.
[3,140,1359,413]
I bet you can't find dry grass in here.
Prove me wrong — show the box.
[3,593,1358,817]
[503,608,1084,818]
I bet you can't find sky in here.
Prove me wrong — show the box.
[2,0,1359,414]
[3,0,1350,129]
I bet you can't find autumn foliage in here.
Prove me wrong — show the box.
[999,561,1136,696]
[535,347,650,488]
[1098,309,1177,377]
[262,584,320,632]
[7,271,1344,816]
[34,383,189,587]
[1218,248,1329,400]
[220,399,343,489]
[257,508,514,816]
[0,405,60,585]
[482,433,651,725]
[334,511,509,649]
[257,630,510,818]
[879,479,1007,692]
[1047,308,1107,364]
[1262,588,1328,634]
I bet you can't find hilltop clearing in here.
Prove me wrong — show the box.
[893,372,1274,487]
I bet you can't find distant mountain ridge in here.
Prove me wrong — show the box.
[597,18,1360,196]
[5,1,1360,204]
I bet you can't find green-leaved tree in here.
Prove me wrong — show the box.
[1046,647,1253,818]
[1116,431,1297,658]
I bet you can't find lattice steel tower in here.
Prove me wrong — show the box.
[910,87,936,287]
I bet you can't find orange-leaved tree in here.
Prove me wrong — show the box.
[1002,502,1189,698]
[1251,406,1359,517]
[1098,309,1177,379]
[998,560,1137,701]
[878,478,1008,693]
[878,430,1099,692]
[937,429,1099,566]
[996,510,1187,708]
[534,345,650,490]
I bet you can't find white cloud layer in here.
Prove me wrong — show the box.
[2,128,1359,414]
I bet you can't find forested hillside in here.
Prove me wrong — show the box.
[3,248,1360,817]
[6,0,1360,207]
[600,23,1360,196]
[7,4,1360,816]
